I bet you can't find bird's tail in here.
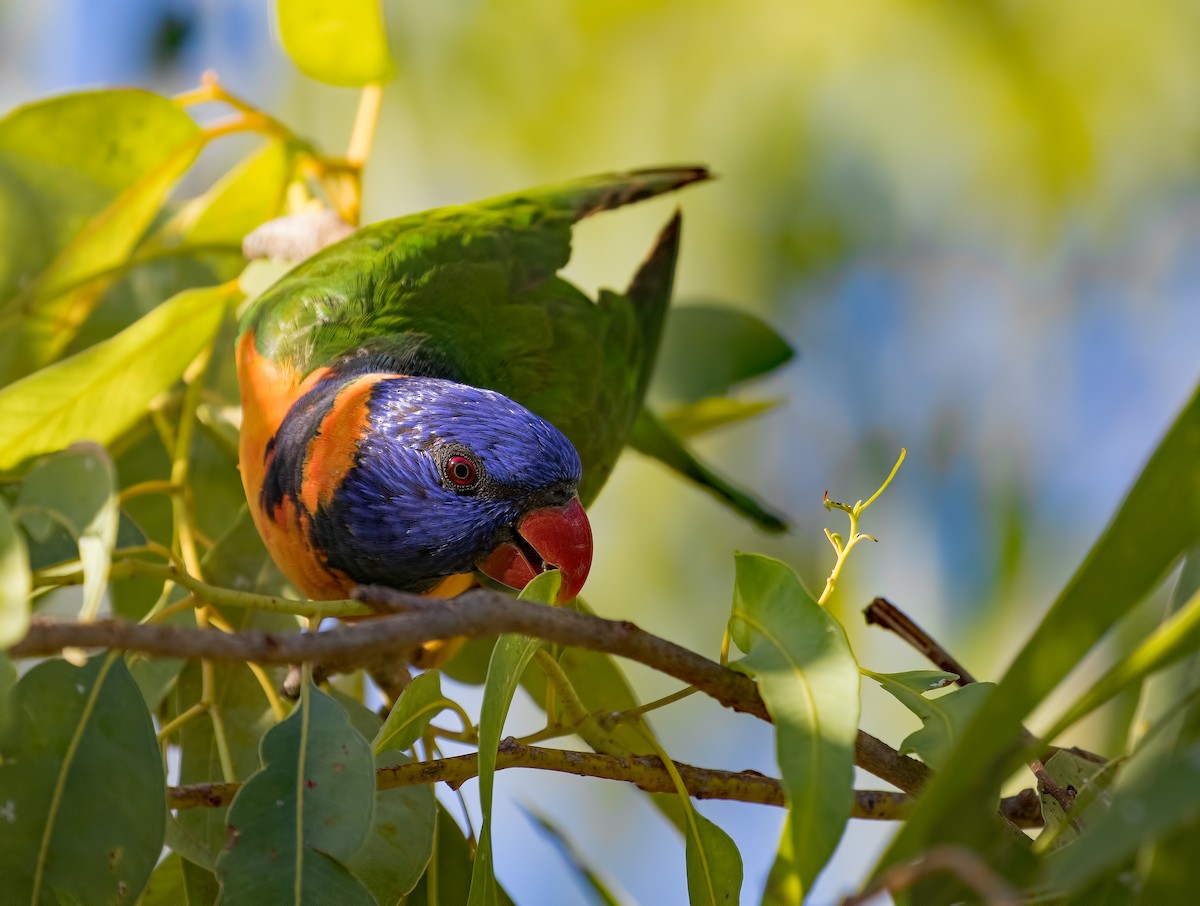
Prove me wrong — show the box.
[481,166,712,222]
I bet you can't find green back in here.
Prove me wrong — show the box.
[239,167,707,503]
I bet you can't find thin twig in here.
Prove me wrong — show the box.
[863,597,977,684]
[840,845,1020,906]
[1030,758,1077,813]
[12,586,934,795]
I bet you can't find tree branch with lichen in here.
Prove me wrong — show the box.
[165,738,1042,826]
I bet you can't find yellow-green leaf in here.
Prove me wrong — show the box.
[0,91,203,380]
[0,284,233,472]
[0,90,198,305]
[0,496,31,648]
[149,140,294,253]
[1043,581,1200,743]
[277,0,395,86]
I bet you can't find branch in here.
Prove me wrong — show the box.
[166,739,1042,826]
[864,597,977,684]
[12,585,934,794]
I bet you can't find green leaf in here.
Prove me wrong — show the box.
[1044,572,1200,743]
[684,807,743,906]
[879,380,1200,878]
[0,655,165,904]
[0,91,204,380]
[1035,750,1107,852]
[630,409,787,533]
[728,554,859,897]
[373,668,451,755]
[865,671,994,770]
[165,812,219,874]
[522,806,629,906]
[650,304,794,404]
[661,397,779,439]
[1133,548,1200,899]
[0,651,15,737]
[216,684,376,904]
[202,505,293,600]
[1044,740,1200,894]
[446,596,694,838]
[0,494,31,648]
[346,750,436,901]
[188,405,257,547]
[329,685,384,743]
[125,605,191,712]
[408,804,516,906]
[277,0,396,86]
[467,570,561,906]
[0,284,232,472]
[184,859,221,906]
[142,852,189,906]
[17,444,118,621]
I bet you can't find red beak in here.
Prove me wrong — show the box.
[478,497,593,603]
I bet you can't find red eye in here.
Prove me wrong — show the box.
[446,455,478,487]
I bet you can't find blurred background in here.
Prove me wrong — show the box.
[3,0,1199,902]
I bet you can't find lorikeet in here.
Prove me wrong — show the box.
[237,167,708,607]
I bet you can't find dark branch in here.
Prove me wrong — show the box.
[863,597,977,684]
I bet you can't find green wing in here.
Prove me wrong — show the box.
[240,167,707,504]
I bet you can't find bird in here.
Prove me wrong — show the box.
[236,167,710,608]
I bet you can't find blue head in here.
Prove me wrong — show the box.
[310,376,592,601]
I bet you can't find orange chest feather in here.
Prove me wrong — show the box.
[237,330,341,598]
[236,332,477,601]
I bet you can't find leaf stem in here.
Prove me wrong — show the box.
[346,83,384,168]
[118,480,183,504]
[612,685,700,723]
[158,701,207,741]
[170,345,211,580]
[533,649,605,741]
[36,558,370,618]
